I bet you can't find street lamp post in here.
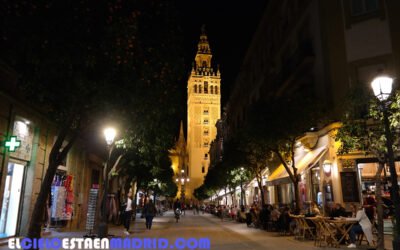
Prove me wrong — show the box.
[176,169,189,202]
[240,167,244,207]
[371,76,400,249]
[153,178,162,204]
[98,128,116,238]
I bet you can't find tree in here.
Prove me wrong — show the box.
[226,166,251,206]
[1,0,184,245]
[195,138,252,205]
[234,134,271,206]
[234,91,321,210]
[336,86,400,250]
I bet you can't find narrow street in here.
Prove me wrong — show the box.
[134,211,329,250]
[2,210,394,249]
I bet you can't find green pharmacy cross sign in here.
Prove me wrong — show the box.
[5,136,21,152]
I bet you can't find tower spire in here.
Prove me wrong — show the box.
[178,120,185,144]
[197,25,211,54]
[195,25,212,68]
[201,24,206,35]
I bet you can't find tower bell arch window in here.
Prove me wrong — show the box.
[199,85,202,93]
[215,86,219,95]
[210,86,214,94]
[204,81,208,94]
[194,85,197,93]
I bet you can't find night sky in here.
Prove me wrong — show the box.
[176,0,268,105]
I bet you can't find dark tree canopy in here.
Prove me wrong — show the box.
[1,0,184,243]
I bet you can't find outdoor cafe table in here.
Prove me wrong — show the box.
[290,215,315,240]
[326,219,357,247]
[305,217,357,248]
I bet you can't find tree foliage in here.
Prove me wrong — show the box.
[1,0,184,243]
[196,89,323,207]
[335,85,400,250]
[194,138,250,201]
[230,90,322,208]
[336,86,400,158]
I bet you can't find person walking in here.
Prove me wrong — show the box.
[123,191,133,235]
[173,198,182,210]
[181,202,186,216]
[196,203,200,215]
[259,204,270,230]
[143,199,157,230]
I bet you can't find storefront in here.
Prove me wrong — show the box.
[0,100,104,237]
[357,161,400,194]
[0,116,35,238]
[266,123,341,213]
[267,145,328,208]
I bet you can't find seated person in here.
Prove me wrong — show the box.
[330,203,347,218]
[270,205,281,222]
[345,204,373,248]
[237,205,246,222]
[278,206,291,233]
[362,190,376,223]
[305,202,320,217]
[311,202,321,216]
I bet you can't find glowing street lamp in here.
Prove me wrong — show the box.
[98,127,116,238]
[177,167,189,200]
[371,75,400,249]
[104,128,116,146]
[371,76,393,101]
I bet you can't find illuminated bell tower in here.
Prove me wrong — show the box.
[187,27,221,198]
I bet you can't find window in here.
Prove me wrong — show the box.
[194,85,197,93]
[204,129,209,136]
[203,140,209,147]
[199,85,202,93]
[204,154,208,159]
[344,0,384,28]
[215,86,218,95]
[202,166,205,173]
[203,119,209,125]
[310,166,322,206]
[203,109,209,115]
[351,0,379,16]
[210,86,214,94]
[204,81,208,94]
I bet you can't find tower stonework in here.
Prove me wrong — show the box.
[186,29,221,198]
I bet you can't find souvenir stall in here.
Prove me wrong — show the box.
[49,171,74,228]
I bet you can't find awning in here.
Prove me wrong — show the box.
[267,146,328,185]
